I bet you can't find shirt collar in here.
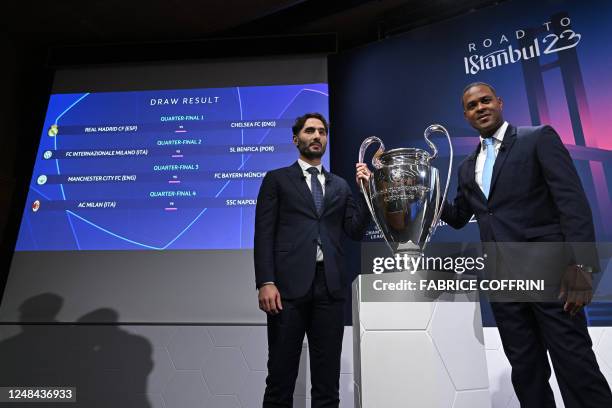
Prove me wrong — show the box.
[298,158,323,174]
[480,121,508,150]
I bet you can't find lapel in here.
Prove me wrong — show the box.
[465,142,485,202]
[488,125,517,199]
[287,161,318,216]
[321,168,338,215]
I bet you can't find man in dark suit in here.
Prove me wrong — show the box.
[254,112,371,408]
[442,82,612,407]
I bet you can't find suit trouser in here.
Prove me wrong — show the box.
[490,301,612,408]
[263,263,345,408]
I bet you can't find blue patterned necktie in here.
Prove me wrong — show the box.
[307,167,324,214]
[482,137,496,198]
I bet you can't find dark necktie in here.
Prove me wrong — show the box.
[307,167,324,214]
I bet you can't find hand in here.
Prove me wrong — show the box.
[258,284,283,314]
[356,162,371,192]
[559,265,593,316]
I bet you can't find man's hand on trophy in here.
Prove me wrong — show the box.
[259,284,283,315]
[559,264,593,316]
[356,162,371,192]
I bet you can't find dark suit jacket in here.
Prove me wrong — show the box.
[254,161,370,299]
[442,124,598,270]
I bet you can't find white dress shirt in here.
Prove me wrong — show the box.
[475,121,508,193]
[297,158,325,261]
[298,158,326,194]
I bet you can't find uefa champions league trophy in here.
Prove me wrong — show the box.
[358,125,453,270]
[353,127,491,408]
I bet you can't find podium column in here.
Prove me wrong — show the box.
[352,272,491,408]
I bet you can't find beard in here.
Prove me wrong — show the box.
[297,139,325,159]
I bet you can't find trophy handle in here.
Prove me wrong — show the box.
[358,137,393,253]
[358,136,385,170]
[423,124,453,238]
[358,136,385,201]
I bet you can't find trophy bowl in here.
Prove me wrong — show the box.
[359,125,453,259]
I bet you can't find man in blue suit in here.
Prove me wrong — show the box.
[442,82,612,407]
[254,112,371,408]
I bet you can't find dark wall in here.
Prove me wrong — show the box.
[0,37,53,292]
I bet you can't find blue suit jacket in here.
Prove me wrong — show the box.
[442,124,598,270]
[254,161,370,299]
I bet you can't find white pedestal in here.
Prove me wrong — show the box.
[352,272,491,408]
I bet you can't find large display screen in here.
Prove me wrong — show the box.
[17,84,329,251]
